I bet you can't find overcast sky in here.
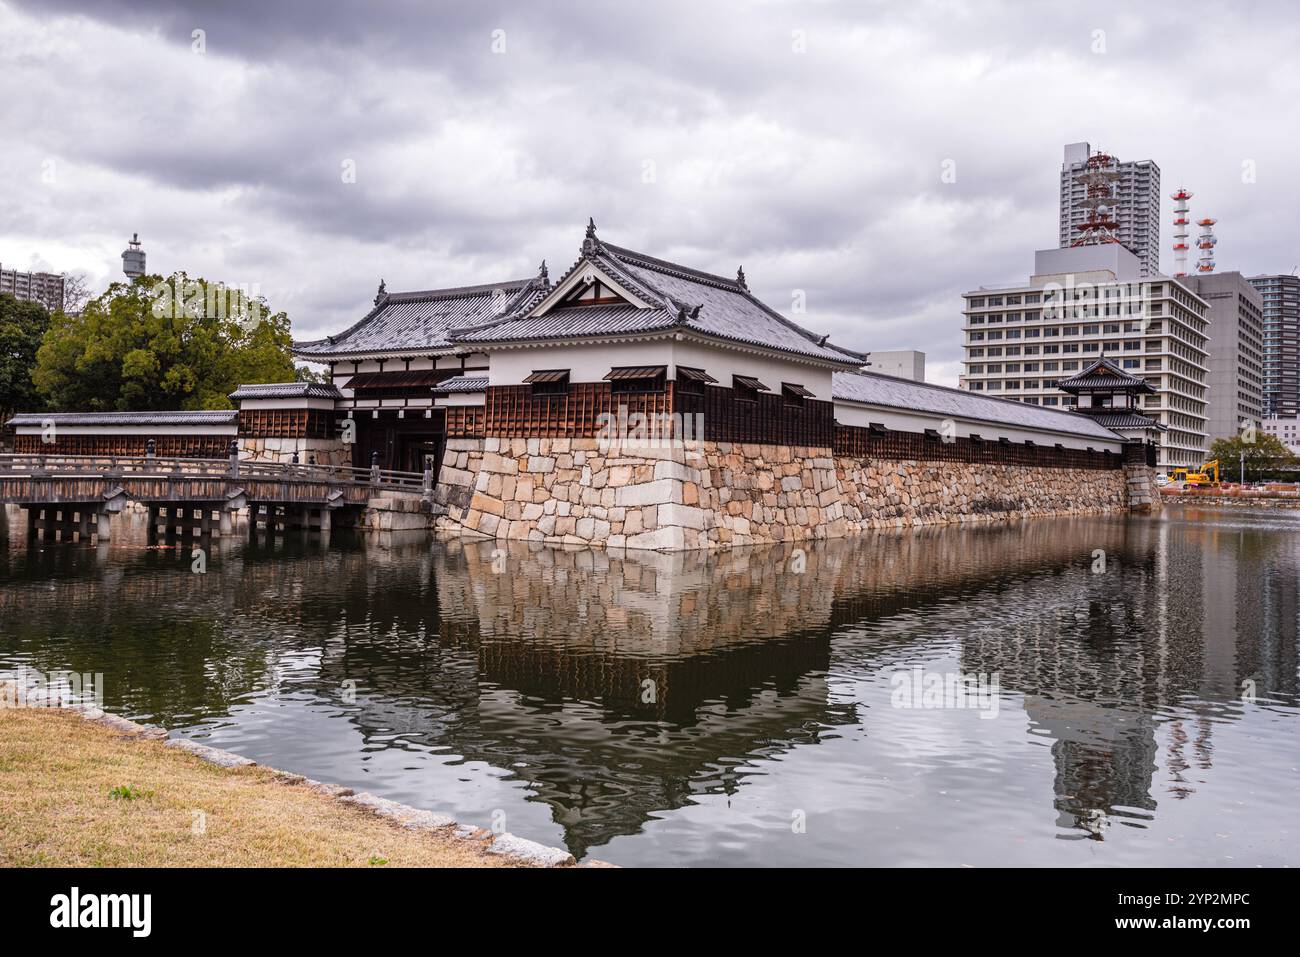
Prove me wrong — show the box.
[2,0,1297,385]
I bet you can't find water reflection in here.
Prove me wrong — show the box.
[1,505,1297,865]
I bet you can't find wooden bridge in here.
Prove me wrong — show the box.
[0,453,433,542]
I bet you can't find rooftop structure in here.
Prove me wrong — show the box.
[1059,143,1161,277]
[121,233,146,279]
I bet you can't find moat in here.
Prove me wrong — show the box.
[1,505,1296,866]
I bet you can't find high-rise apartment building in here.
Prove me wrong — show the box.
[1059,142,1161,277]
[1188,272,1264,442]
[959,244,1209,469]
[1247,273,1300,417]
[0,264,65,313]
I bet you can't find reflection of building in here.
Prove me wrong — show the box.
[3,512,1296,857]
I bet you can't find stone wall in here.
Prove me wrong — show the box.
[434,437,1134,551]
[238,436,351,467]
[835,457,1129,530]
[1123,463,1162,514]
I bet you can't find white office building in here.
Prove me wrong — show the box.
[959,244,1209,470]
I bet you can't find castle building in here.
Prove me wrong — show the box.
[7,222,1156,551]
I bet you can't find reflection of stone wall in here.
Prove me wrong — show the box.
[238,436,350,466]
[444,539,840,656]
[434,436,1131,551]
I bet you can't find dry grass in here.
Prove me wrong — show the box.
[0,707,518,867]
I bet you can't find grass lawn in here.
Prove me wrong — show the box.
[0,707,519,867]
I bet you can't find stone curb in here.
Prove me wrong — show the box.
[13,698,606,868]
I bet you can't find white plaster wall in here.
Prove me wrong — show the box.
[238,397,337,411]
[485,338,838,399]
[487,341,676,385]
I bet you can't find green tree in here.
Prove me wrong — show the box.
[1208,432,1299,483]
[0,292,50,424]
[33,273,296,412]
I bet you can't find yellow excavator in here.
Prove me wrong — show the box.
[1171,459,1221,488]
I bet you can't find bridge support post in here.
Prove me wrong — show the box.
[147,506,159,543]
[78,510,91,542]
[96,509,112,542]
[219,509,233,537]
[26,507,37,542]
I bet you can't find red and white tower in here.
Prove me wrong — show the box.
[1196,217,1217,274]
[1170,187,1192,277]
[1069,151,1122,246]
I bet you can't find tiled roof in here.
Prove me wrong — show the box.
[293,278,547,358]
[448,231,868,366]
[1084,410,1166,430]
[6,410,238,428]
[831,371,1125,441]
[1058,358,1153,393]
[228,382,342,400]
[452,303,651,342]
[432,374,489,393]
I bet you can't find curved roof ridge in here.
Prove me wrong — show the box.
[384,277,535,303]
[601,242,742,291]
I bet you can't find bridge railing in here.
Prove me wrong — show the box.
[0,453,432,492]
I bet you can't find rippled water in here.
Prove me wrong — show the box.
[1,505,1297,866]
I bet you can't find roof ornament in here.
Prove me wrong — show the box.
[675,303,702,325]
[582,217,600,256]
[374,279,386,305]
[736,266,748,290]
[538,260,549,286]
[818,334,829,347]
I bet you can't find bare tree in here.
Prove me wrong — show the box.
[60,272,94,314]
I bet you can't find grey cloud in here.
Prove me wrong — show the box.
[3,0,1299,380]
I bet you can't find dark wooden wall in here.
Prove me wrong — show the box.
[483,383,673,438]
[674,387,834,448]
[833,424,1122,470]
[13,434,232,458]
[238,409,336,439]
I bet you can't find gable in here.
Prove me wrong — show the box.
[530,260,651,316]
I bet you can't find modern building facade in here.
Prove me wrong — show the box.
[959,244,1210,469]
[0,264,65,313]
[1188,272,1264,442]
[1262,416,1300,454]
[866,349,925,382]
[1059,142,1161,277]
[1247,273,1300,417]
